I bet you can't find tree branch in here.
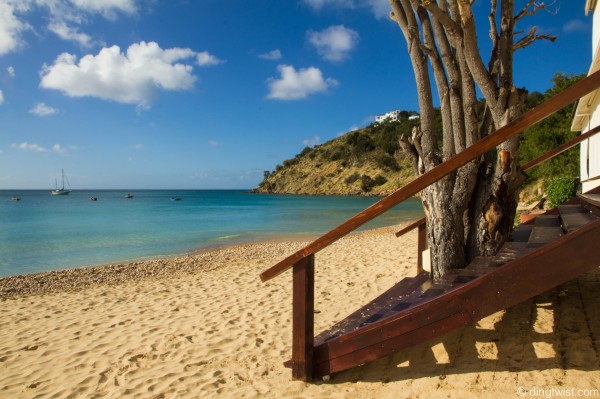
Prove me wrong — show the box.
[399,128,425,174]
[513,26,557,51]
[487,0,499,76]
[515,1,557,22]
[413,1,456,160]
[389,0,440,167]
[456,0,500,120]
[420,0,463,38]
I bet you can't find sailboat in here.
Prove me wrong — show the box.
[51,169,71,196]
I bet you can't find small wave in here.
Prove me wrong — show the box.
[212,234,243,241]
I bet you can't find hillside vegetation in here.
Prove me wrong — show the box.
[254,73,583,197]
[254,113,422,196]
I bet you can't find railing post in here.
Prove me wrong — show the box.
[291,254,314,381]
[417,221,427,275]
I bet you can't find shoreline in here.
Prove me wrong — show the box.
[0,225,396,299]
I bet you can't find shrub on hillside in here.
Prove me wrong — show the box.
[373,175,387,186]
[360,174,387,192]
[361,175,375,192]
[375,153,400,171]
[283,158,299,168]
[345,172,360,185]
[546,176,576,207]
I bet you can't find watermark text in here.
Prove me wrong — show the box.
[517,386,599,398]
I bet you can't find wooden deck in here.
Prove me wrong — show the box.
[284,197,600,379]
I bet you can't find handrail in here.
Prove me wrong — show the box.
[521,124,600,171]
[260,69,600,283]
[395,217,428,275]
[395,217,426,238]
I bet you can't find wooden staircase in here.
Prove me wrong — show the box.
[293,196,600,379]
[260,70,600,382]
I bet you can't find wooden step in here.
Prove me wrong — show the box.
[578,193,600,216]
[313,272,429,346]
[527,215,563,249]
[579,193,600,207]
[511,224,534,242]
[313,256,496,348]
[492,242,530,267]
[559,204,599,233]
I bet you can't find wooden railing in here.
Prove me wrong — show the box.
[395,217,427,275]
[259,69,600,381]
[521,124,600,171]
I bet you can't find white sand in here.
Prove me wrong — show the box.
[1,224,599,398]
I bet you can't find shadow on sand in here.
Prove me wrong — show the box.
[320,268,600,385]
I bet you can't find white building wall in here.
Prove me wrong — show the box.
[594,6,600,56]
[579,102,600,191]
[576,105,600,193]
[375,110,402,123]
[572,1,600,193]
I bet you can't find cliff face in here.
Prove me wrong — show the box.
[253,121,418,196]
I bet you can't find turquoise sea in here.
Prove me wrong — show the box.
[0,190,424,277]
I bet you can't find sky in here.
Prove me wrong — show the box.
[0,0,594,190]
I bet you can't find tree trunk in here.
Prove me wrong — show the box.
[389,0,550,279]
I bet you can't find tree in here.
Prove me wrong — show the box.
[389,0,556,278]
[520,73,585,182]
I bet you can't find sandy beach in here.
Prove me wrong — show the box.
[1,224,599,398]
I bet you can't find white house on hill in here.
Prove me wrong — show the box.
[375,110,419,123]
[375,110,402,123]
[571,0,600,192]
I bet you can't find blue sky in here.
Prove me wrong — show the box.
[0,0,593,189]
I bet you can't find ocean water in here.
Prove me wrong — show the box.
[0,190,424,277]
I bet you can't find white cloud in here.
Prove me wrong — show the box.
[51,143,77,153]
[29,102,58,116]
[302,0,347,9]
[196,51,225,66]
[7,66,15,77]
[0,0,138,57]
[208,140,221,147]
[0,90,4,105]
[302,136,320,147]
[130,143,143,149]
[364,0,390,19]
[12,142,48,152]
[69,0,136,18]
[40,41,198,108]
[259,49,282,60]
[302,0,389,18]
[564,19,588,33]
[307,25,359,62]
[266,64,338,100]
[48,20,93,47]
[0,1,30,56]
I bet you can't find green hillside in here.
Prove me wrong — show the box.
[253,114,423,196]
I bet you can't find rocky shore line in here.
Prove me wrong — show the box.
[0,240,309,299]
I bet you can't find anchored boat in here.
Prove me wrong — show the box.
[51,169,71,196]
